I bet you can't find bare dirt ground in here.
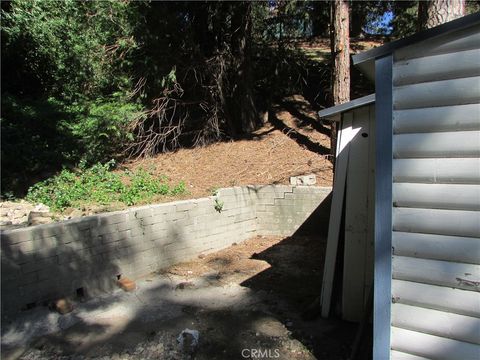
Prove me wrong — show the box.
[2,235,357,360]
[123,94,333,201]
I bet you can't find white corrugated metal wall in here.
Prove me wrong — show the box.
[390,24,480,359]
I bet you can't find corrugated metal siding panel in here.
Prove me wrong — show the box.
[394,23,480,61]
[393,183,480,211]
[393,231,480,264]
[390,350,431,360]
[391,327,480,359]
[390,27,480,357]
[392,303,480,344]
[393,131,480,158]
[392,255,480,291]
[393,207,480,238]
[392,279,480,318]
[393,104,480,134]
[393,158,480,184]
[394,76,480,109]
[393,48,480,86]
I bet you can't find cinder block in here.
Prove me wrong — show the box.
[222,200,253,211]
[164,211,188,221]
[175,201,196,212]
[90,225,117,238]
[130,224,148,237]
[9,240,36,254]
[64,217,96,231]
[150,224,169,236]
[130,207,153,220]
[252,185,293,196]
[194,198,212,207]
[1,230,33,244]
[21,256,58,274]
[36,266,63,281]
[17,271,39,285]
[89,243,115,256]
[97,212,127,226]
[100,231,126,244]
[114,245,135,258]
[151,204,175,216]
[143,214,168,226]
[116,220,131,232]
[32,223,66,238]
[293,186,331,194]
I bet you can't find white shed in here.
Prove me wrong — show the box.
[319,13,480,359]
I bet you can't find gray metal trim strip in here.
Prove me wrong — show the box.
[317,94,375,119]
[373,54,393,359]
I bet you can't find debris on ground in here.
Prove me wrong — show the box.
[175,281,195,290]
[52,299,74,315]
[117,278,137,292]
[177,328,200,354]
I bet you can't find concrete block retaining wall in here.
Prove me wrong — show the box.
[1,185,331,315]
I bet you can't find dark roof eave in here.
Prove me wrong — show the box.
[352,12,480,65]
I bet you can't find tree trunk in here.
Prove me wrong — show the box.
[418,0,465,30]
[330,0,350,165]
[228,1,257,136]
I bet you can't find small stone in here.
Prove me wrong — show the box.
[54,298,74,314]
[68,209,84,219]
[289,174,317,186]
[28,211,53,226]
[175,281,194,290]
[198,254,206,259]
[117,277,136,292]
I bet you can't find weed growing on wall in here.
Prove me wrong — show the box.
[26,160,186,211]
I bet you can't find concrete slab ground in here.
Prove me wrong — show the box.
[1,235,358,360]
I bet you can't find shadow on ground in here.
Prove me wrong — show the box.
[2,197,371,360]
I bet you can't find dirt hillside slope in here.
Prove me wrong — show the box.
[124,94,333,200]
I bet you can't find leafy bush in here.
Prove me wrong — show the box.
[1,94,143,197]
[67,96,144,164]
[26,160,186,211]
[2,0,139,100]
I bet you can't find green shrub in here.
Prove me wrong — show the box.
[26,160,186,211]
[1,94,144,197]
[67,96,144,164]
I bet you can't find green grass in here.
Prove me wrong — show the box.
[26,160,186,212]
